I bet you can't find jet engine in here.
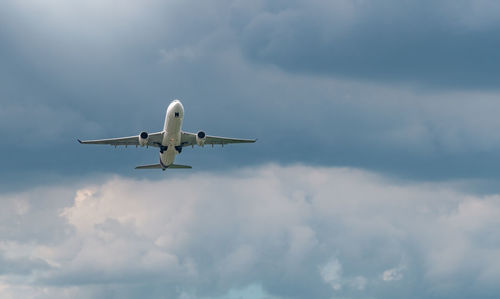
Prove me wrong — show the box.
[196,131,206,146]
[138,131,149,147]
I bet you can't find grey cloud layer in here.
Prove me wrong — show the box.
[2,0,500,187]
[2,2,500,298]
[1,165,499,298]
[235,0,500,87]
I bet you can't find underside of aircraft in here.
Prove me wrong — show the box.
[78,99,256,170]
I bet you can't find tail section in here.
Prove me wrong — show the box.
[135,163,192,170]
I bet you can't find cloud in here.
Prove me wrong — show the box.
[320,258,368,291]
[382,264,406,282]
[319,259,342,290]
[0,165,499,298]
[159,47,199,64]
[2,2,500,296]
[6,0,500,89]
[3,0,500,187]
[234,0,500,87]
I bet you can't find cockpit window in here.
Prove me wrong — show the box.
[175,112,180,117]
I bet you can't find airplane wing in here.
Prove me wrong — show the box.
[181,131,257,147]
[78,131,164,147]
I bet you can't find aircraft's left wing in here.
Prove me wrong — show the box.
[181,131,256,147]
[78,131,164,147]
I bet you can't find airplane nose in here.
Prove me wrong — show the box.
[169,100,180,109]
[174,100,183,110]
[169,100,184,115]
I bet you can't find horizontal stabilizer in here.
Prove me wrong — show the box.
[168,164,192,169]
[135,164,163,169]
[135,163,192,170]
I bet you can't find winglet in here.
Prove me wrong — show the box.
[77,139,83,144]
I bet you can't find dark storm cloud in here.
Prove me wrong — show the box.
[2,0,500,189]
[234,0,500,87]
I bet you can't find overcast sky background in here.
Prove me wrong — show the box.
[1,0,500,298]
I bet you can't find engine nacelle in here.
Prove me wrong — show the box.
[196,131,206,146]
[138,131,149,147]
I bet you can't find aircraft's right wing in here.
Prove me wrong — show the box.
[78,131,164,147]
[181,131,256,147]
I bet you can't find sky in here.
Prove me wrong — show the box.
[1,0,500,298]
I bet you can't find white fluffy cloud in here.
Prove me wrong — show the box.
[382,264,405,282]
[0,165,499,298]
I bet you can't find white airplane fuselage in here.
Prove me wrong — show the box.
[160,100,184,167]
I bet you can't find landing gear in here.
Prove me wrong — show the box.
[158,145,182,154]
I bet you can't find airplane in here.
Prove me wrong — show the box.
[78,99,256,170]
